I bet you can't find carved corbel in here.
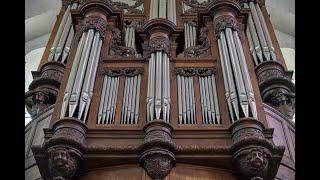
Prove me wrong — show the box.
[229,118,285,179]
[139,120,177,180]
[184,27,211,58]
[255,61,295,119]
[25,61,65,117]
[109,28,136,58]
[47,146,82,180]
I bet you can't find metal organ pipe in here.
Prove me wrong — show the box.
[149,0,176,24]
[245,2,276,62]
[60,16,106,123]
[215,16,258,123]
[49,2,80,63]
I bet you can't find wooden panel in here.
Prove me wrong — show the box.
[78,164,145,180]
[78,163,237,180]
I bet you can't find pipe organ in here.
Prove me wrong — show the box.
[27,1,295,180]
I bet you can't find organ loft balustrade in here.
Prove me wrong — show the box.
[25,0,295,179]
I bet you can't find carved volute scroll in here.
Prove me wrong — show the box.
[184,27,211,58]
[109,28,137,58]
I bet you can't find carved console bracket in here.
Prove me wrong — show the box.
[229,118,285,179]
[25,61,65,117]
[139,120,177,180]
[32,117,88,180]
[255,61,295,119]
[184,27,211,58]
[109,28,137,58]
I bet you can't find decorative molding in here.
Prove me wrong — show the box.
[176,68,215,77]
[213,15,238,37]
[83,16,108,39]
[147,36,170,57]
[109,28,136,58]
[184,27,211,58]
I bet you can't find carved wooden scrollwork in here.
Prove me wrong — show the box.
[104,68,144,77]
[176,68,215,77]
[184,27,211,58]
[183,0,213,14]
[83,16,108,39]
[112,0,143,14]
[213,15,238,37]
[147,36,170,57]
[109,28,137,58]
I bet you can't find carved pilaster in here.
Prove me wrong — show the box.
[25,61,65,117]
[255,61,295,119]
[139,120,177,180]
[229,118,285,179]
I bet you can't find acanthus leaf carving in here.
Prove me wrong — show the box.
[147,36,170,57]
[213,15,238,38]
[104,68,144,77]
[83,16,107,39]
[112,0,143,14]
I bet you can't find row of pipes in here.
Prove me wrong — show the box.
[97,76,120,124]
[244,2,276,66]
[121,75,142,124]
[217,27,257,123]
[199,75,221,124]
[48,2,80,64]
[147,51,171,122]
[177,75,196,124]
[184,21,197,49]
[149,0,176,24]
[60,27,103,123]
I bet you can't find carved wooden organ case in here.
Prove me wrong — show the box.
[27,0,295,179]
